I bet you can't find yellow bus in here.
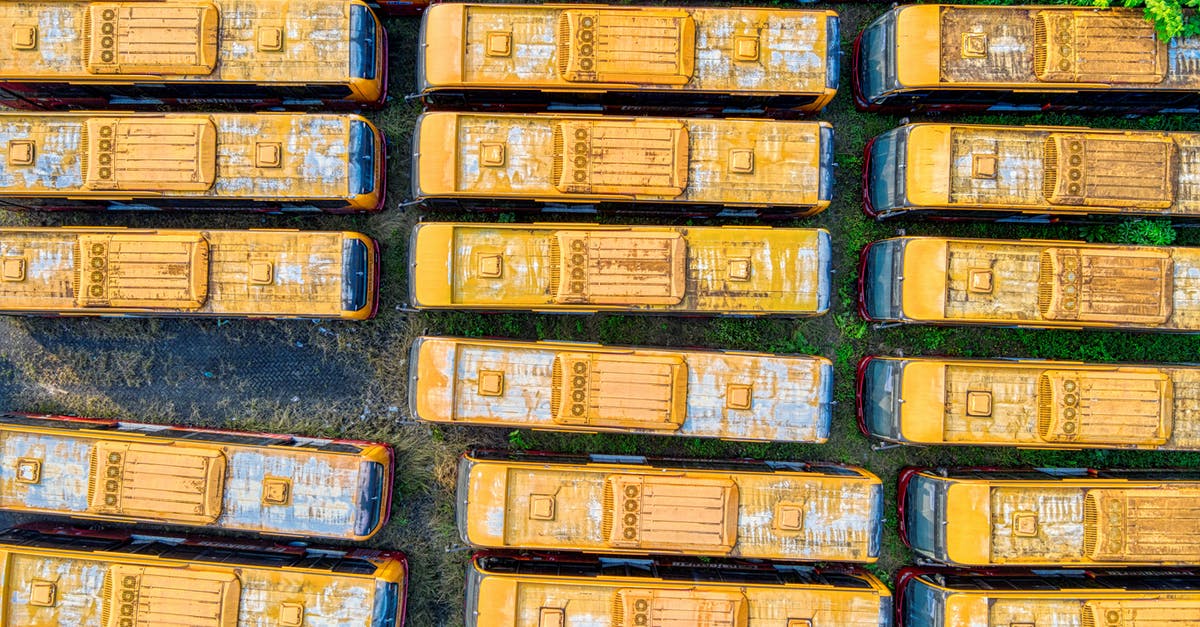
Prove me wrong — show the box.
[412,113,834,217]
[410,336,834,443]
[0,112,384,212]
[409,223,831,315]
[900,467,1200,567]
[456,450,884,563]
[859,236,1200,331]
[419,3,840,115]
[865,123,1200,221]
[0,523,407,626]
[860,356,1200,451]
[854,5,1200,113]
[897,567,1200,627]
[0,412,392,541]
[0,0,386,110]
[468,553,893,627]
[0,226,378,319]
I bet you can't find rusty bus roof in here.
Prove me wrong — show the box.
[459,455,882,562]
[892,5,1200,90]
[0,420,383,539]
[877,356,1200,450]
[933,472,1200,565]
[0,227,374,318]
[902,123,1200,216]
[890,237,1200,330]
[0,541,386,625]
[411,336,832,442]
[0,0,374,84]
[471,563,890,627]
[409,223,831,315]
[0,112,375,202]
[420,3,836,97]
[414,112,831,210]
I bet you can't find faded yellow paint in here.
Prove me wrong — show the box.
[0,0,386,103]
[469,560,891,627]
[414,112,831,212]
[0,227,378,319]
[891,5,1200,91]
[420,4,838,110]
[877,237,1200,330]
[0,537,406,626]
[893,123,1200,218]
[0,112,383,211]
[872,356,1200,450]
[923,471,1200,566]
[411,336,833,442]
[458,454,883,562]
[919,576,1200,626]
[409,223,831,315]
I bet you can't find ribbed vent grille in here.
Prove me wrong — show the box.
[1043,137,1058,199]
[71,240,82,297]
[86,447,98,507]
[556,13,571,76]
[551,125,564,187]
[1033,14,1048,77]
[550,357,562,420]
[1084,492,1099,557]
[1038,252,1054,314]
[100,570,112,625]
[612,596,624,626]
[548,237,561,294]
[1081,606,1097,627]
[1037,374,1053,438]
[601,478,614,539]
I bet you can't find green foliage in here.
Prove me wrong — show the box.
[1082,218,1177,246]
[506,430,531,450]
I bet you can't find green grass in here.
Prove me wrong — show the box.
[5,3,1200,625]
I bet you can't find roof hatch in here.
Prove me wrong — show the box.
[613,588,748,627]
[551,231,687,306]
[603,474,738,553]
[1036,370,1172,446]
[1043,133,1177,208]
[104,564,239,627]
[550,352,687,430]
[556,9,695,85]
[87,2,220,75]
[553,119,688,197]
[1037,247,1173,325]
[88,441,226,524]
[1034,11,1167,84]
[75,233,210,310]
[1084,488,1200,562]
[84,117,217,192]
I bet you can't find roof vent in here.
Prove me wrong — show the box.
[12,25,37,50]
[9,140,34,166]
[257,26,282,52]
[2,258,26,282]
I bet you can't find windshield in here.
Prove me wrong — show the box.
[861,359,902,440]
[341,238,371,312]
[859,13,897,104]
[349,119,377,197]
[826,16,841,91]
[902,579,946,627]
[867,128,907,215]
[863,240,905,321]
[350,5,379,80]
[905,476,947,559]
[371,581,400,627]
[455,457,473,543]
[354,461,387,537]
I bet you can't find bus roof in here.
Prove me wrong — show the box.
[409,223,831,314]
[0,112,371,200]
[902,123,1200,213]
[421,3,836,96]
[894,237,1200,330]
[0,227,369,317]
[893,5,1200,90]
[412,336,833,442]
[0,0,371,84]
[414,113,830,208]
[461,455,881,562]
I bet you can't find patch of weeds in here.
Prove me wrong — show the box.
[1082,218,1177,246]
[507,430,531,451]
[834,313,869,341]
